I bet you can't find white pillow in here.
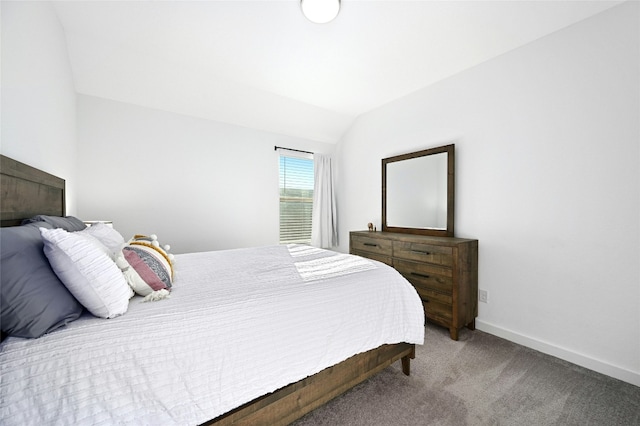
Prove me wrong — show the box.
[80,222,126,257]
[40,227,133,319]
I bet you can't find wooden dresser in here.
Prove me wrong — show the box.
[350,231,478,340]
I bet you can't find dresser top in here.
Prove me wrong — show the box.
[350,230,477,245]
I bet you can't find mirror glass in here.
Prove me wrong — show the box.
[382,144,454,237]
[386,152,447,229]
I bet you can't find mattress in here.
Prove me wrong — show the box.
[0,244,424,425]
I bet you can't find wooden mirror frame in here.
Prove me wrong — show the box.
[382,144,455,237]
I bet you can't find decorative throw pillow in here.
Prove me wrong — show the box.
[116,234,174,300]
[80,222,125,257]
[0,223,84,338]
[40,227,133,319]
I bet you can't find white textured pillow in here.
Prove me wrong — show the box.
[80,222,125,256]
[40,227,133,319]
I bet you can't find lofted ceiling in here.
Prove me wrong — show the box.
[52,0,622,143]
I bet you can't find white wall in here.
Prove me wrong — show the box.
[76,95,335,254]
[0,1,78,213]
[336,2,639,386]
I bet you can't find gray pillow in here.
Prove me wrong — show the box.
[22,215,86,232]
[0,222,84,338]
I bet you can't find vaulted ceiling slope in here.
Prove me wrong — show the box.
[53,0,622,143]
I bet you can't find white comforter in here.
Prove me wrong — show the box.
[0,245,424,425]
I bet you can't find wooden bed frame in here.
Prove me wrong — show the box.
[0,153,416,425]
[0,155,66,227]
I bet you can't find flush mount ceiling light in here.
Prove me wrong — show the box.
[301,0,341,24]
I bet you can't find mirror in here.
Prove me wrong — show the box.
[382,144,455,237]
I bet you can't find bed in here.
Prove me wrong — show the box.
[0,154,425,425]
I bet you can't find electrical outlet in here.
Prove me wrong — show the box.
[479,289,488,303]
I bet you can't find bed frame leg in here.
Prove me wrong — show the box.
[400,345,415,376]
[401,356,410,375]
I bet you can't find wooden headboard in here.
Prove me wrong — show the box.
[0,154,65,227]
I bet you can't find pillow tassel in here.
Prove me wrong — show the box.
[143,289,170,302]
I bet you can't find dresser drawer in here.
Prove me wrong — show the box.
[413,286,452,305]
[394,259,452,289]
[401,271,453,296]
[350,235,393,256]
[351,250,392,266]
[393,241,453,266]
[424,301,453,322]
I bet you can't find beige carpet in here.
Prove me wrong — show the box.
[293,324,640,425]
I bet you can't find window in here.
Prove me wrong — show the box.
[279,154,314,244]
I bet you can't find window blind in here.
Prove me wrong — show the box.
[279,154,314,244]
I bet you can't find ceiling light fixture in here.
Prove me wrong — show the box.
[301,0,341,24]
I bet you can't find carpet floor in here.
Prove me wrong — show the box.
[293,324,640,425]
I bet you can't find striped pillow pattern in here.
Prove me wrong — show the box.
[120,235,174,297]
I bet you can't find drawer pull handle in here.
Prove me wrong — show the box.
[363,243,378,247]
[411,250,431,255]
[411,272,431,279]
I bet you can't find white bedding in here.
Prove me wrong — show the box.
[0,244,424,425]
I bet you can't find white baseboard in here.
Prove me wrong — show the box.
[475,319,640,388]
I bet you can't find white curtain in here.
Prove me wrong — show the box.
[311,154,338,248]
